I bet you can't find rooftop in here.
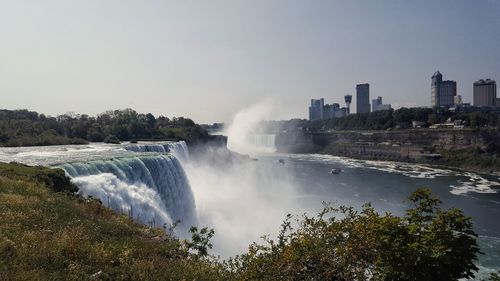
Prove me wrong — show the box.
[474,79,496,85]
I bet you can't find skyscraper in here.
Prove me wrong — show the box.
[356,83,370,113]
[473,79,497,107]
[431,71,457,107]
[309,98,324,121]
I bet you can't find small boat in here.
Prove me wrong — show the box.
[278,159,285,164]
[330,168,342,174]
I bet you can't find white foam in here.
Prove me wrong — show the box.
[73,173,172,227]
[450,172,500,195]
[289,153,500,195]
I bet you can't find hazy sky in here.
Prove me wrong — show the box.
[1,1,499,123]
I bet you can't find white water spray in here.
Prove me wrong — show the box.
[225,99,276,155]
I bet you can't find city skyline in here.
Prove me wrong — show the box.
[311,70,498,120]
[0,1,499,123]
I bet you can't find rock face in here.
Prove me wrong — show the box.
[276,129,499,161]
[275,132,319,153]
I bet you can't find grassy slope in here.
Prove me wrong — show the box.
[0,163,225,281]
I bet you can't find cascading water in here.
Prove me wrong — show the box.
[249,134,276,152]
[56,141,195,234]
[124,141,190,162]
[166,141,190,162]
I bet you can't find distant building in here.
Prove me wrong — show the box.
[431,71,457,107]
[308,99,348,121]
[331,103,341,118]
[473,79,497,107]
[309,98,324,121]
[323,103,335,119]
[356,84,370,113]
[335,107,348,118]
[371,96,391,112]
[454,95,463,106]
[344,95,352,115]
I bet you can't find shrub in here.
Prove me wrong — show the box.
[104,134,120,144]
[229,189,480,281]
[0,162,78,193]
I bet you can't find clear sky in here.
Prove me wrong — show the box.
[0,0,499,123]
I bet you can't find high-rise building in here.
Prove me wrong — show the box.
[473,79,497,107]
[308,99,348,121]
[309,98,324,121]
[356,83,370,113]
[371,96,391,112]
[344,95,352,115]
[431,71,457,107]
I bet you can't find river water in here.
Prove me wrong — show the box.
[187,151,500,279]
[0,142,499,279]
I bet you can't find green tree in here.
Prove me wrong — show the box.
[427,113,439,125]
[470,112,489,128]
[230,189,480,281]
[104,134,120,144]
[186,226,215,258]
[375,189,480,281]
[145,113,156,128]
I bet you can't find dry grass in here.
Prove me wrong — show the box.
[0,163,227,281]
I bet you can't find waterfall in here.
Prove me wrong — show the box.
[166,141,190,162]
[123,143,168,153]
[57,152,196,233]
[250,134,276,151]
[124,141,190,161]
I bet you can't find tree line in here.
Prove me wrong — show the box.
[257,107,500,133]
[308,107,500,131]
[0,109,208,146]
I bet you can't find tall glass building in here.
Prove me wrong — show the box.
[356,83,370,113]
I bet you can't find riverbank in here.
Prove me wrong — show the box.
[318,144,500,173]
[276,129,500,173]
[317,149,500,175]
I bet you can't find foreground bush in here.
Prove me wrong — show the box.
[227,189,480,281]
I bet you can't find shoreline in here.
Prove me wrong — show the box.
[275,129,500,174]
[312,150,500,175]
